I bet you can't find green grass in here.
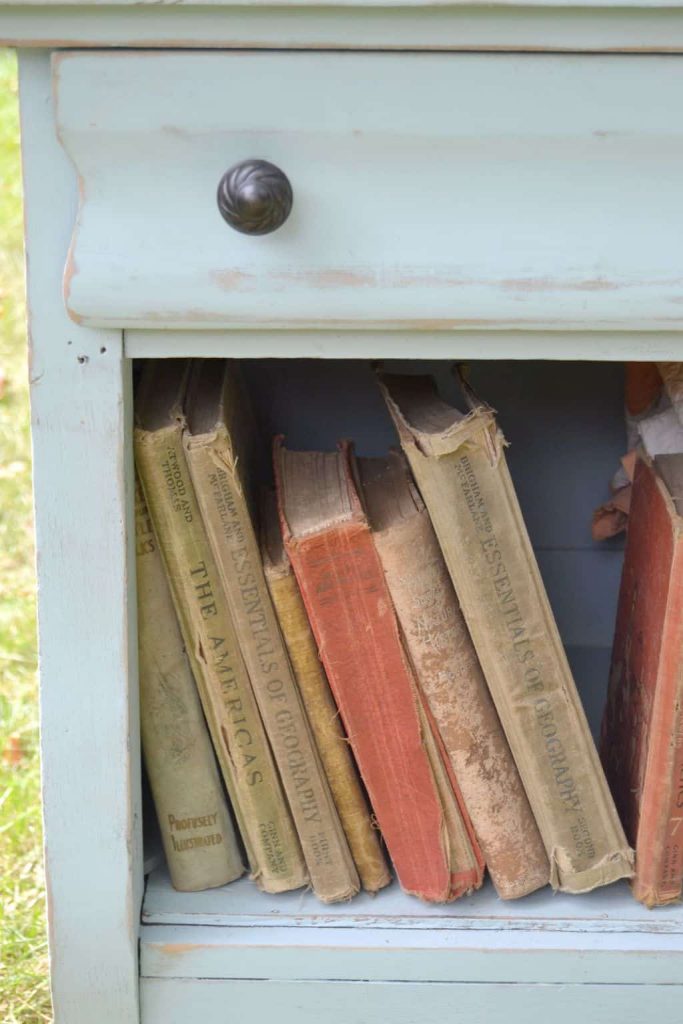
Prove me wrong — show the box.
[0,49,53,1024]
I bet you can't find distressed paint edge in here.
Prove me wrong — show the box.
[10,7,683,52]
[138,922,683,985]
[124,329,683,362]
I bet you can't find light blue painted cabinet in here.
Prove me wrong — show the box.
[5,5,683,1021]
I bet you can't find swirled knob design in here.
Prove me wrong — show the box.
[217,159,293,236]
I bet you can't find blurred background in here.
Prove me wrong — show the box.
[0,49,52,1024]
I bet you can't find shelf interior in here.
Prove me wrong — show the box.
[140,357,652,944]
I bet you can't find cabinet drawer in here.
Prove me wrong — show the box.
[55,52,683,331]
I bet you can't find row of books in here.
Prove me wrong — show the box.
[134,358,682,907]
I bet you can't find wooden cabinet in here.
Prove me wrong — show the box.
[5,7,683,1021]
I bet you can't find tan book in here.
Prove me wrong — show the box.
[359,452,550,899]
[379,373,634,894]
[184,360,360,903]
[260,490,392,894]
[135,478,244,892]
[134,359,307,895]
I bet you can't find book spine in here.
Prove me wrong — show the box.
[134,424,307,894]
[372,508,549,899]
[634,539,683,906]
[135,480,244,892]
[265,565,392,893]
[414,691,484,897]
[185,434,360,903]
[385,402,633,893]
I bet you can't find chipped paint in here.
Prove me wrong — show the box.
[273,268,377,288]
[500,277,621,293]
[210,269,258,291]
[160,943,205,956]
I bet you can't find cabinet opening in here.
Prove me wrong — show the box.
[240,356,625,738]
[136,356,681,932]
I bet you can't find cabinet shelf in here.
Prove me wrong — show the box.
[140,866,683,1002]
[143,865,683,937]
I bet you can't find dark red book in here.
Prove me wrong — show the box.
[273,438,484,902]
[601,452,683,907]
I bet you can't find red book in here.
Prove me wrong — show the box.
[273,438,484,902]
[601,452,683,907]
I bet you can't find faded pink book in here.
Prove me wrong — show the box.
[359,451,549,899]
[379,371,633,894]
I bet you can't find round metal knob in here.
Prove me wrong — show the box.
[217,159,293,236]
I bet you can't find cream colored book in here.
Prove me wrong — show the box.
[135,359,307,895]
[260,490,391,894]
[359,452,549,899]
[183,360,360,903]
[135,478,244,892]
[379,372,634,894]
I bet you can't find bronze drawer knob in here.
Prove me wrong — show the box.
[216,159,293,235]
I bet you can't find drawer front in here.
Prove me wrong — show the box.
[56,52,683,330]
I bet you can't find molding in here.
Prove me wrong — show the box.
[7,5,683,50]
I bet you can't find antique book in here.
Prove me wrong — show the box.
[134,359,307,895]
[274,437,484,902]
[379,372,634,894]
[601,452,683,906]
[359,452,550,899]
[414,687,486,895]
[184,360,359,903]
[135,478,244,892]
[261,490,392,894]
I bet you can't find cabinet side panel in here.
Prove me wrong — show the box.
[18,50,141,1024]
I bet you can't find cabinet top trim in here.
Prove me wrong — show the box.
[8,0,683,8]
[8,4,683,52]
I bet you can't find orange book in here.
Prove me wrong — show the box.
[601,452,683,907]
[273,438,484,903]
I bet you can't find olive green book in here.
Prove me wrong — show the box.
[184,359,360,903]
[135,477,244,892]
[134,359,307,895]
[379,372,634,895]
